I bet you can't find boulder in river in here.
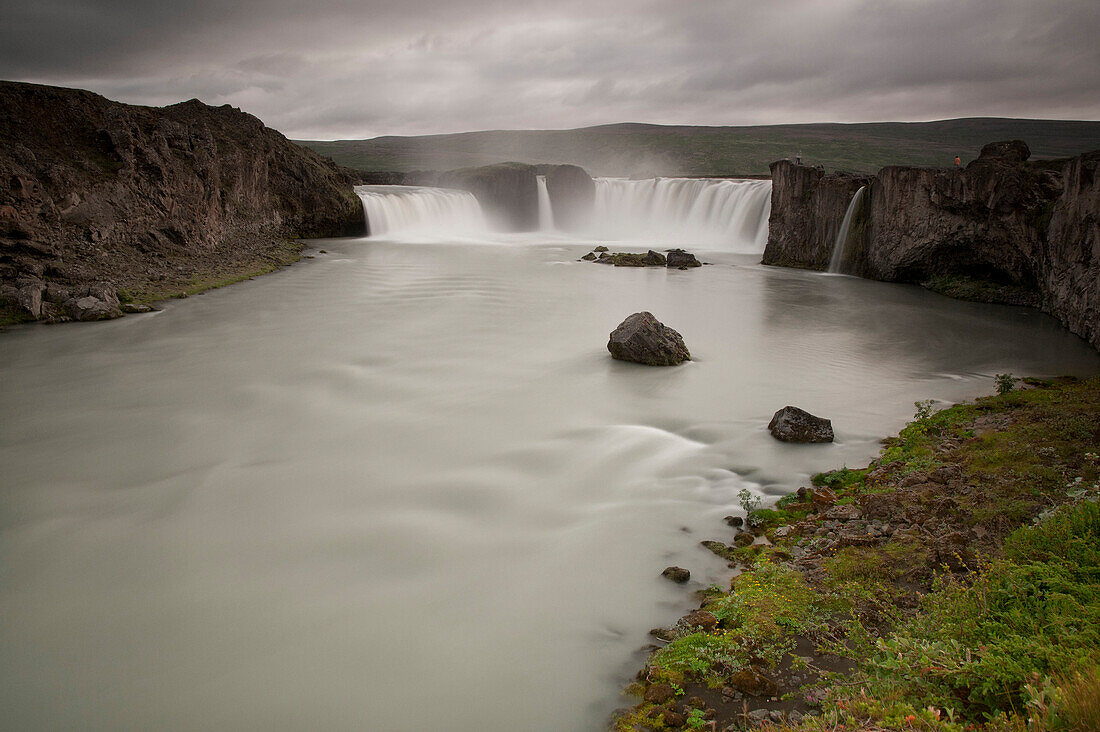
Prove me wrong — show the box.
[767,406,834,443]
[607,312,691,366]
[661,566,690,583]
[666,249,702,268]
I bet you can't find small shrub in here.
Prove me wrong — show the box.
[996,373,1016,395]
[738,488,762,527]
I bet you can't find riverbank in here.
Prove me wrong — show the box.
[0,81,363,329]
[614,376,1100,731]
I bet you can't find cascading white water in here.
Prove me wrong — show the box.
[356,185,487,239]
[536,175,555,231]
[589,177,771,252]
[828,186,867,274]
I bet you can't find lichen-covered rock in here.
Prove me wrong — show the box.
[768,406,834,443]
[607,311,691,366]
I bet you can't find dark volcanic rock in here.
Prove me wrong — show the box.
[727,665,779,698]
[975,139,1031,164]
[593,250,667,266]
[545,164,595,231]
[768,406,834,443]
[607,312,691,366]
[661,566,690,583]
[438,162,538,232]
[764,139,1100,351]
[676,610,718,633]
[580,252,596,261]
[666,249,701,268]
[0,81,364,324]
[762,160,872,271]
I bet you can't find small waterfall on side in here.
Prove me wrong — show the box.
[356,185,487,239]
[828,186,867,274]
[536,176,555,231]
[589,177,772,252]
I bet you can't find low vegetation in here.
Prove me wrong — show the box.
[299,119,1100,176]
[614,376,1100,732]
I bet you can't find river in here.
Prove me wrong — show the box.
[1,227,1097,730]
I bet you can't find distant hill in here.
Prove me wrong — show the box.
[297,118,1100,177]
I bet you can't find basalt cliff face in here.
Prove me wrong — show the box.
[0,81,364,323]
[764,141,1100,350]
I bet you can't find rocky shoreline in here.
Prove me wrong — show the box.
[613,376,1100,731]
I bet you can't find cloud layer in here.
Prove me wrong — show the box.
[2,0,1098,139]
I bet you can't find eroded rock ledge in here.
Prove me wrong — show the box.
[763,141,1100,350]
[0,81,365,326]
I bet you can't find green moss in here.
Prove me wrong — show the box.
[124,239,304,306]
[922,274,1040,307]
[0,301,35,327]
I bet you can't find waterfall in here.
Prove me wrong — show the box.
[828,186,867,274]
[356,185,487,239]
[589,177,771,252]
[537,176,555,231]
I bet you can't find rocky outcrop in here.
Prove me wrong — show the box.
[0,81,364,324]
[607,312,691,366]
[764,141,1100,350]
[1039,150,1100,349]
[545,164,594,231]
[763,161,871,270]
[666,249,702,268]
[437,163,538,231]
[595,250,667,266]
[767,406,834,443]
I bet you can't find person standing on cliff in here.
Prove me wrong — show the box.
[796,151,802,165]
[954,155,961,167]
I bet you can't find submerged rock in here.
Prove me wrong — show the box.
[768,406,834,443]
[607,311,691,366]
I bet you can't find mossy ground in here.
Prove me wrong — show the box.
[614,377,1100,732]
[922,275,1040,308]
[121,238,304,305]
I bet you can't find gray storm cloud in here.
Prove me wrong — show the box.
[1,0,1097,139]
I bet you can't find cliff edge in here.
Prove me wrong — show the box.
[0,81,364,324]
[763,141,1100,350]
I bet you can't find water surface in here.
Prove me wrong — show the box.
[1,238,1096,730]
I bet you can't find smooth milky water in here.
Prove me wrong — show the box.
[1,235,1097,731]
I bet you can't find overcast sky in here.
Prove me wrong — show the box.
[2,0,1098,140]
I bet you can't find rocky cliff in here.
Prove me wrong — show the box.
[545,164,595,232]
[0,81,364,324]
[437,163,538,231]
[764,141,1099,350]
[763,162,871,270]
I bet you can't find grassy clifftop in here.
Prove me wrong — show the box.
[615,376,1100,731]
[298,118,1100,176]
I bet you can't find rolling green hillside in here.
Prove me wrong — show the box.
[297,118,1100,176]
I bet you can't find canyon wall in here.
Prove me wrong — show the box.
[0,81,364,322]
[764,141,1099,350]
